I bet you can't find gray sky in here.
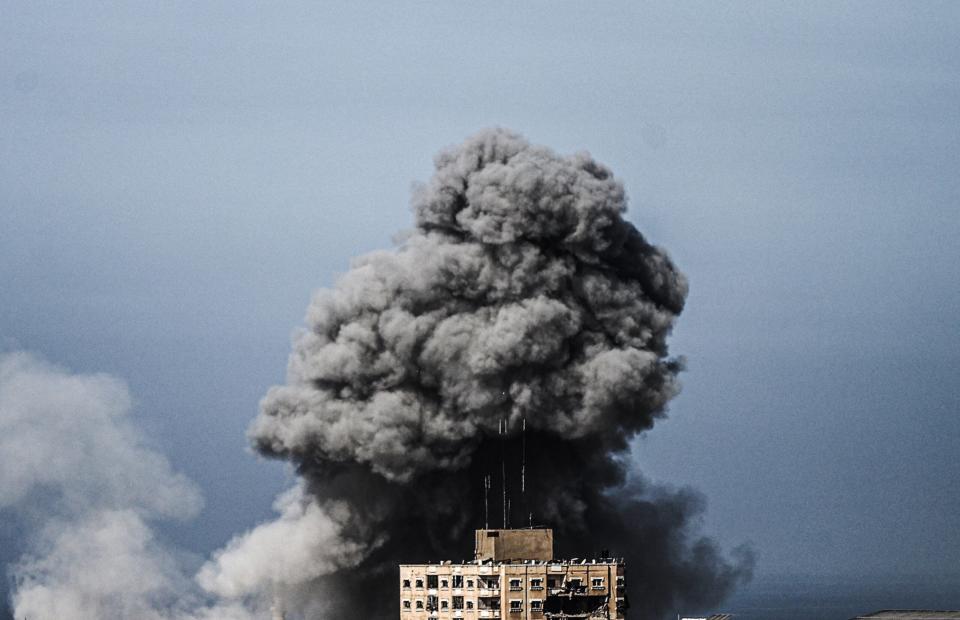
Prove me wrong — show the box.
[2,0,958,589]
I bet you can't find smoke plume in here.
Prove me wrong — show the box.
[249,128,753,619]
[0,352,357,619]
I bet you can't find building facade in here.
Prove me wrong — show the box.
[399,529,626,620]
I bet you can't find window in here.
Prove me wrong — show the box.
[441,600,449,610]
[530,600,543,611]
[403,600,411,609]
[509,600,523,613]
[530,578,543,590]
[466,601,474,610]
[416,601,424,610]
[403,579,411,588]
[416,579,424,588]
[452,575,463,588]
[453,596,464,610]
[441,579,449,588]
[427,575,439,588]
[591,578,604,590]
[616,576,625,588]
[546,578,557,589]
[509,578,522,591]
[466,579,474,588]
[427,595,438,611]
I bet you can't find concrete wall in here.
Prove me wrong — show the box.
[474,529,554,562]
[399,560,624,620]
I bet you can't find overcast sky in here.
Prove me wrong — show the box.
[2,0,958,600]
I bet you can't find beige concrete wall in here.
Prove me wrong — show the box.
[400,560,624,620]
[474,529,554,562]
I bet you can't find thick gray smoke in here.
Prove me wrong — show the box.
[250,129,753,619]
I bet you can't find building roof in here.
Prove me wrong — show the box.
[399,557,624,567]
[852,612,960,620]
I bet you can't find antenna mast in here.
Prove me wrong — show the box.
[500,418,507,529]
[522,416,529,526]
[484,474,491,529]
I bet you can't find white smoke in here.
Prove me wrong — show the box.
[0,351,362,619]
[0,351,202,518]
[197,485,367,600]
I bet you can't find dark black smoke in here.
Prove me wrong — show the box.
[249,129,753,619]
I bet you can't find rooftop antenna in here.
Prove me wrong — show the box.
[521,416,530,527]
[500,418,507,529]
[483,474,491,529]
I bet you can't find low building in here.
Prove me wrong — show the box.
[399,528,626,620]
[850,612,960,620]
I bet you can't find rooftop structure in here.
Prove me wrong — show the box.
[851,613,960,620]
[399,528,626,620]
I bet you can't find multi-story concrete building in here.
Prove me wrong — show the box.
[399,528,626,620]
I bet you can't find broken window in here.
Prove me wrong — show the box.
[479,598,500,610]
[416,600,424,610]
[453,596,464,610]
[466,601,474,610]
[452,575,463,588]
[441,579,448,588]
[466,579,474,588]
[416,579,424,588]
[441,600,449,610]
[403,600,411,609]
[544,595,608,616]
[426,595,438,611]
[546,578,557,589]
[427,575,439,588]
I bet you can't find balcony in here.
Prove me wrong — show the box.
[478,610,500,618]
[479,588,500,597]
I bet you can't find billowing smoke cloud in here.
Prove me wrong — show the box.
[250,129,753,619]
[197,484,368,600]
[0,351,358,619]
[2,130,751,620]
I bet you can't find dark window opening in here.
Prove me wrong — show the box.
[544,595,607,616]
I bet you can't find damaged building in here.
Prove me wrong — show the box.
[399,528,626,620]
